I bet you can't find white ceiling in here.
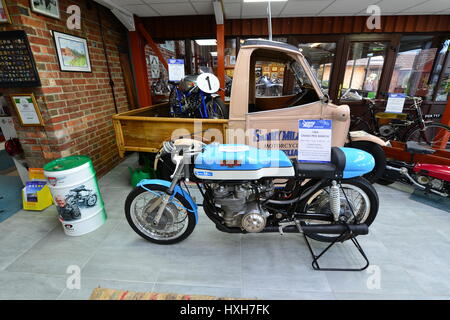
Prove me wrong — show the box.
[111,0,450,18]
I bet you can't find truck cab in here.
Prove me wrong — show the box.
[113,38,387,182]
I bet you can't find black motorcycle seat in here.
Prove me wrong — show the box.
[295,147,345,179]
[406,141,435,155]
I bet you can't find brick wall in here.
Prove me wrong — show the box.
[0,0,130,177]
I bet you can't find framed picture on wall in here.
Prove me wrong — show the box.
[10,93,44,127]
[0,0,11,24]
[30,0,60,19]
[53,31,92,72]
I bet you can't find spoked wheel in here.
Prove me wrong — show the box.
[125,185,196,244]
[206,98,228,119]
[298,177,379,243]
[169,89,184,118]
[405,123,450,150]
[87,194,97,207]
[349,116,372,133]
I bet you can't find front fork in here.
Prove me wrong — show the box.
[150,154,185,225]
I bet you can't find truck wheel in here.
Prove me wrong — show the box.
[345,141,386,184]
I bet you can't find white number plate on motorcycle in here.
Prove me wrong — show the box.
[197,73,220,94]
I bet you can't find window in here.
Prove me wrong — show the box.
[433,39,450,102]
[224,38,237,101]
[298,42,336,94]
[340,42,388,101]
[255,61,285,97]
[250,49,319,112]
[389,36,437,100]
[193,39,217,74]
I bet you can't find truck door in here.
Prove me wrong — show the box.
[242,48,349,158]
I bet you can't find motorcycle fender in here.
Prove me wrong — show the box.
[137,179,198,224]
[347,131,388,147]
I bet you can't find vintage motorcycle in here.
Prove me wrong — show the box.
[66,185,97,208]
[124,139,379,248]
[379,141,450,197]
[169,71,228,119]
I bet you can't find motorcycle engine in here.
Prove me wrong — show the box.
[209,180,274,232]
[416,175,445,191]
[378,124,395,137]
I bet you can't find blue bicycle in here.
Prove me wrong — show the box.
[168,73,228,119]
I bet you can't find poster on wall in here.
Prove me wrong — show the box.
[53,31,92,72]
[0,30,41,87]
[168,59,185,82]
[149,55,160,79]
[30,0,60,19]
[0,0,12,24]
[10,93,44,127]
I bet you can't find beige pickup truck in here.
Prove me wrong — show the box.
[113,39,386,181]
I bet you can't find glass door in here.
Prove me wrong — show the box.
[338,41,389,102]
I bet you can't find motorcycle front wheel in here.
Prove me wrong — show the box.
[298,177,379,243]
[205,98,228,119]
[125,185,196,244]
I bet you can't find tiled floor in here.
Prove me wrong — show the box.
[0,153,449,300]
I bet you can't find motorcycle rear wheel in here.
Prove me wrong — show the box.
[298,177,379,243]
[125,185,196,244]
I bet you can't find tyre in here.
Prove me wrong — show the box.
[376,178,395,186]
[169,89,184,117]
[404,123,450,150]
[125,184,196,244]
[349,116,371,133]
[206,97,228,119]
[87,194,97,207]
[345,141,386,184]
[298,177,379,243]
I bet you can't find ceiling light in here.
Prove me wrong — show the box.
[243,0,288,2]
[195,39,217,46]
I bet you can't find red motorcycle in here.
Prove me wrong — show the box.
[379,141,450,197]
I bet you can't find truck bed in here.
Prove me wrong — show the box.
[112,102,229,157]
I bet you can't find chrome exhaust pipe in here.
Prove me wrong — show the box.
[386,165,448,197]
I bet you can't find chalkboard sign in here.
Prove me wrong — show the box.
[0,30,41,88]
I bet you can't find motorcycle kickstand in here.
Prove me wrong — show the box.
[295,221,370,272]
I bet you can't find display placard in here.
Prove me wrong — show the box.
[0,30,41,87]
[385,93,406,113]
[298,119,332,163]
[168,59,185,82]
[10,93,44,126]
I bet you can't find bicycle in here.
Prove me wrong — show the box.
[350,97,450,149]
